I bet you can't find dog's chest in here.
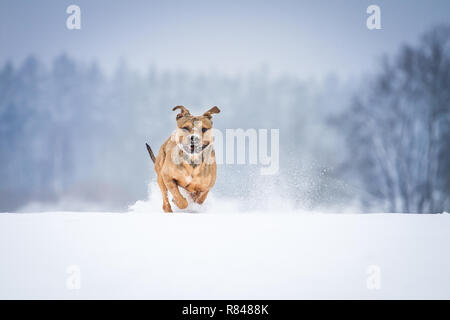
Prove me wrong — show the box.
[179,165,211,192]
[185,175,193,184]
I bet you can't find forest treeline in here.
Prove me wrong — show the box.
[0,26,448,212]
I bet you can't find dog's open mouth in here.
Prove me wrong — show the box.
[183,142,210,154]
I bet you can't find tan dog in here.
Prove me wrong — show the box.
[146,105,220,212]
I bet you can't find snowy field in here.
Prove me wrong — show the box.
[1,210,449,299]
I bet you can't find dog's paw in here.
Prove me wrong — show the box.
[163,202,173,212]
[190,191,200,201]
[195,198,206,204]
[194,191,209,204]
[174,197,188,209]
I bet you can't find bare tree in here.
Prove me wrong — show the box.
[342,25,450,213]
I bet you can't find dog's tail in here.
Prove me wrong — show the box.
[146,143,156,164]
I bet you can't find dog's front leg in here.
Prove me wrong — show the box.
[194,190,209,204]
[163,177,189,209]
[157,175,172,212]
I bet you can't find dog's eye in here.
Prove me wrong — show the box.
[202,127,209,133]
[182,127,190,132]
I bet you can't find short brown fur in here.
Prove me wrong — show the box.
[146,106,220,212]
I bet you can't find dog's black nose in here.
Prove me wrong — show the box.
[190,135,200,145]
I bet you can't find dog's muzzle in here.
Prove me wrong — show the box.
[189,134,200,146]
[188,134,202,154]
[179,134,210,155]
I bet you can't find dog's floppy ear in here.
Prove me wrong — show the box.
[203,106,221,118]
[173,105,190,120]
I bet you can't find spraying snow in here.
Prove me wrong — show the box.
[128,178,297,214]
[129,180,241,213]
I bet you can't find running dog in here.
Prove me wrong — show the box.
[146,106,220,212]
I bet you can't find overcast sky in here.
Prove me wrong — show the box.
[1,0,450,79]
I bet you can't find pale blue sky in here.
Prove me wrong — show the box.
[1,0,450,79]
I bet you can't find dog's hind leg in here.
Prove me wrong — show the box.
[157,175,172,212]
[163,177,188,209]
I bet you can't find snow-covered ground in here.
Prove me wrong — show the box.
[1,210,449,299]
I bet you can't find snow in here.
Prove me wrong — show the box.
[129,181,298,214]
[1,210,449,299]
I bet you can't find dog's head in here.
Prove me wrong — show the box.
[172,105,220,155]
